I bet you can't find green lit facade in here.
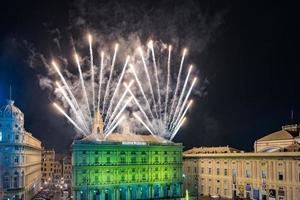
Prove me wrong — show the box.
[72,139,183,200]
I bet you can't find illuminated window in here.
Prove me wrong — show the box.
[0,131,2,141]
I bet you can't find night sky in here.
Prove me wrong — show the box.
[0,1,300,152]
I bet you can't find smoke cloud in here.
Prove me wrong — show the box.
[23,0,227,139]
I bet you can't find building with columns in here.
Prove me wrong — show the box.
[183,124,300,200]
[72,112,183,200]
[0,100,42,200]
[41,149,55,185]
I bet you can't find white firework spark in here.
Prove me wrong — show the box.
[50,35,198,141]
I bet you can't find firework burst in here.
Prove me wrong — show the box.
[51,35,197,141]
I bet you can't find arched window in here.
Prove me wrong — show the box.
[13,171,19,188]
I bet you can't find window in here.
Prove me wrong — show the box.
[120,157,126,164]
[15,135,19,140]
[3,174,10,189]
[261,170,267,179]
[106,157,110,164]
[131,157,136,163]
[278,172,284,181]
[194,167,197,173]
[14,156,19,164]
[217,168,220,175]
[232,169,237,176]
[201,167,204,173]
[208,168,212,174]
[224,169,228,176]
[245,169,251,178]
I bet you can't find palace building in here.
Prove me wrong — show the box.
[0,100,42,200]
[183,124,300,200]
[72,112,183,200]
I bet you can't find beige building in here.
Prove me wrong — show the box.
[53,160,62,184]
[62,155,72,188]
[41,149,55,184]
[0,100,42,200]
[183,124,300,200]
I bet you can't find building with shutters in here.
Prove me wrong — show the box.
[183,124,300,200]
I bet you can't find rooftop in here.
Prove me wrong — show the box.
[257,124,300,142]
[184,146,241,154]
[77,132,173,145]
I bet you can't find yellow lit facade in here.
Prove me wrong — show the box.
[183,125,300,200]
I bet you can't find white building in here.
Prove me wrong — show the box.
[0,100,42,200]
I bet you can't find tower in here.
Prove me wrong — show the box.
[92,111,105,140]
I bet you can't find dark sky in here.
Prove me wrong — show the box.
[0,0,299,152]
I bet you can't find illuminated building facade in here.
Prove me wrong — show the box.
[183,125,300,200]
[62,155,72,188]
[41,149,55,184]
[0,100,42,200]
[53,160,62,184]
[72,112,183,200]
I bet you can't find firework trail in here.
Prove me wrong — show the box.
[132,43,196,140]
[102,43,118,114]
[50,36,197,141]
[88,34,95,113]
[97,51,104,112]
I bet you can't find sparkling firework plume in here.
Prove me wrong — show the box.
[51,35,197,141]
